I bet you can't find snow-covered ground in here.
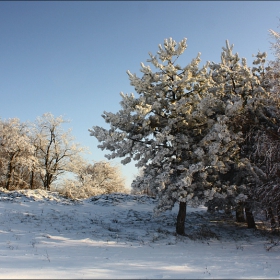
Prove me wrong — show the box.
[0,189,279,279]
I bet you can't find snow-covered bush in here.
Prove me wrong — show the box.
[59,161,129,199]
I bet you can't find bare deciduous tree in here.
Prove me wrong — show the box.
[32,113,86,191]
[0,118,37,190]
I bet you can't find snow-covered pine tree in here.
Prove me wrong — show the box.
[206,40,276,228]
[245,27,280,230]
[90,38,244,235]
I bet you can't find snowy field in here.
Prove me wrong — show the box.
[0,189,279,279]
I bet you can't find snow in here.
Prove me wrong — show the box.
[0,189,279,279]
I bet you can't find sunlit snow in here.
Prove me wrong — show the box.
[0,189,279,279]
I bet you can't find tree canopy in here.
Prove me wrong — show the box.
[90,37,277,234]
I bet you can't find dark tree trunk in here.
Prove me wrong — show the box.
[267,207,277,231]
[43,173,52,191]
[277,204,280,229]
[30,171,34,190]
[245,203,256,229]
[6,162,14,191]
[236,202,245,222]
[176,202,186,235]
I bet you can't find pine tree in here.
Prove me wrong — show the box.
[90,38,245,235]
[244,27,280,230]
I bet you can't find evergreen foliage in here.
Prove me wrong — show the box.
[90,37,277,234]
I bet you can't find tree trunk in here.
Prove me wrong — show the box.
[267,207,277,231]
[30,170,34,190]
[44,173,52,191]
[277,204,280,229]
[176,202,186,235]
[236,202,245,222]
[6,162,14,191]
[245,203,256,229]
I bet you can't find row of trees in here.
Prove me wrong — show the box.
[0,113,127,196]
[90,30,280,234]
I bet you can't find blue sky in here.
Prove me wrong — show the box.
[0,1,280,187]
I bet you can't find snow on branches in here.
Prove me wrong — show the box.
[90,37,274,223]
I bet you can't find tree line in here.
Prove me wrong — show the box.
[0,113,128,197]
